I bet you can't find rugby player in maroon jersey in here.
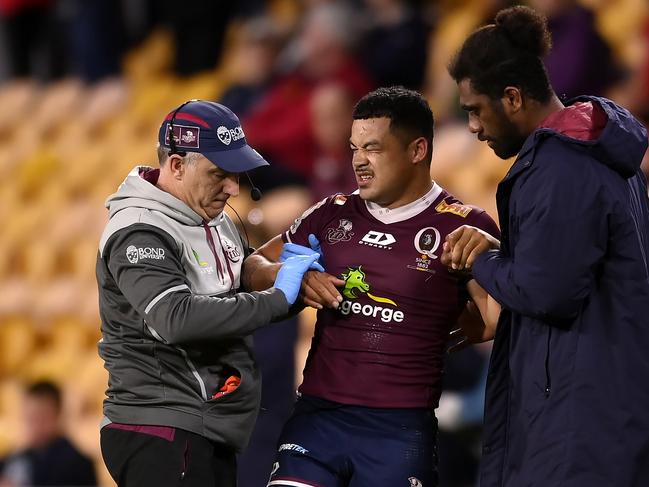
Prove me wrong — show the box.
[243,87,501,487]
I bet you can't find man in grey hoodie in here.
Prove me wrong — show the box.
[96,100,322,487]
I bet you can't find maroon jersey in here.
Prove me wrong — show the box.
[284,184,500,408]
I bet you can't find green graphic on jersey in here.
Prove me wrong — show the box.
[192,249,209,268]
[341,266,397,306]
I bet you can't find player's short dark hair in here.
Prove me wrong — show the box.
[448,6,554,103]
[352,86,434,164]
[26,380,62,411]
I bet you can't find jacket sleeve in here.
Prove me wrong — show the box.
[472,145,607,323]
[104,225,289,345]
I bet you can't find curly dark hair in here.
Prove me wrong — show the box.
[448,6,554,103]
[352,86,434,164]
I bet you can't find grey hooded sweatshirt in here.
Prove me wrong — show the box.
[96,166,289,451]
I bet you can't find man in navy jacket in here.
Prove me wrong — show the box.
[444,6,649,487]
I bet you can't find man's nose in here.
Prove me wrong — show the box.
[352,149,368,168]
[224,176,239,197]
[468,115,481,134]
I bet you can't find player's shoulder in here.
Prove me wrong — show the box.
[305,191,360,215]
[432,188,483,220]
[286,191,360,239]
[432,188,499,235]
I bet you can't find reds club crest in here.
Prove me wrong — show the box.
[326,219,354,244]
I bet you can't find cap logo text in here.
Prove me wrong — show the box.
[217,125,245,146]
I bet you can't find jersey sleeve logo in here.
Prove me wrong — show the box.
[325,219,354,244]
[435,199,472,218]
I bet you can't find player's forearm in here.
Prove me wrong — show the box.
[467,279,501,330]
[241,254,281,292]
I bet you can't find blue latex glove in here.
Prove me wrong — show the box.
[280,234,325,269]
[274,254,323,305]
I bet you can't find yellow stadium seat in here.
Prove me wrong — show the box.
[0,317,37,377]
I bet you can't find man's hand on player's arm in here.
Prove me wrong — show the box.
[283,235,343,309]
[448,280,501,353]
[243,235,343,309]
[441,225,500,270]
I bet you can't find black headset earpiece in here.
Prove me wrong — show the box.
[245,172,262,201]
[168,101,192,157]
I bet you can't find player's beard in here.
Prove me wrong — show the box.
[489,103,528,160]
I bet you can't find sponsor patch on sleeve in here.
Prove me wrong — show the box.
[126,245,166,264]
[333,194,347,205]
[435,199,472,218]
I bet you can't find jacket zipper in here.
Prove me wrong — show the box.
[544,327,552,397]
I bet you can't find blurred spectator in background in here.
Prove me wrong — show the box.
[158,0,235,77]
[0,0,126,84]
[0,381,96,487]
[219,15,285,118]
[0,0,66,81]
[425,0,513,123]
[243,2,373,188]
[309,83,357,199]
[530,0,624,99]
[62,0,125,83]
[359,0,430,89]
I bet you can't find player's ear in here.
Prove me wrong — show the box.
[502,86,523,115]
[410,137,428,164]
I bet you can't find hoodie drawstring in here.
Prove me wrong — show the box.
[203,222,225,282]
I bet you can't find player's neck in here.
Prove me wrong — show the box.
[384,179,434,210]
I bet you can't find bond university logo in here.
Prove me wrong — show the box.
[326,219,354,244]
[217,126,231,145]
[360,230,396,249]
[407,227,441,275]
[126,245,165,264]
[217,125,245,146]
[339,266,403,323]
[126,246,139,264]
